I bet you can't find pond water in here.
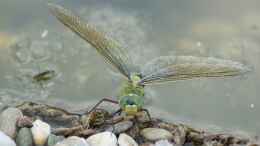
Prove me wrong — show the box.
[0,0,259,136]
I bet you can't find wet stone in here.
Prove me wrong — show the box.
[86,131,117,146]
[125,124,141,142]
[16,116,33,128]
[16,128,33,146]
[155,140,173,146]
[16,101,81,128]
[113,120,133,134]
[0,107,23,138]
[55,136,89,146]
[140,143,153,146]
[0,131,16,146]
[141,128,173,141]
[204,141,224,146]
[118,133,138,146]
[31,119,51,146]
[172,125,186,145]
[47,134,64,146]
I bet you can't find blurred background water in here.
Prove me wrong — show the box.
[0,0,259,136]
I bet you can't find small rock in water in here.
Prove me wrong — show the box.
[0,107,23,138]
[118,133,138,146]
[0,130,16,146]
[16,128,33,146]
[86,131,117,146]
[55,136,89,146]
[113,121,133,134]
[47,134,64,146]
[154,140,173,146]
[31,119,51,146]
[141,128,173,141]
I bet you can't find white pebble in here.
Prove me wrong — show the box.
[86,131,117,146]
[31,119,51,146]
[155,140,173,146]
[0,131,16,146]
[55,136,89,146]
[118,133,138,146]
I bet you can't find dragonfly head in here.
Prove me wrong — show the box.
[130,73,142,87]
[119,93,144,115]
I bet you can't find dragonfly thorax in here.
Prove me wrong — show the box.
[130,73,142,87]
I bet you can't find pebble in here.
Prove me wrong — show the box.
[0,107,23,138]
[31,119,51,146]
[173,125,186,145]
[0,130,16,146]
[118,133,138,146]
[140,143,153,146]
[154,140,173,146]
[86,131,117,146]
[55,136,89,146]
[141,128,173,141]
[47,134,64,146]
[16,128,33,146]
[113,121,133,134]
[16,116,33,128]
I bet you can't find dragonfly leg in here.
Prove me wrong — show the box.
[87,98,119,114]
[140,108,152,122]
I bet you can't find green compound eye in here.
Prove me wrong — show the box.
[126,98,135,105]
[119,94,144,110]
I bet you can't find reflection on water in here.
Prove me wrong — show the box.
[0,0,260,136]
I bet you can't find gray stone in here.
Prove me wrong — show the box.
[141,128,173,141]
[0,130,16,146]
[55,136,89,146]
[0,107,23,138]
[16,128,33,146]
[47,134,64,146]
[113,121,133,134]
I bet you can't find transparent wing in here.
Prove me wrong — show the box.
[140,56,251,85]
[48,3,137,79]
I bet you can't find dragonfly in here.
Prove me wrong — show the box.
[48,3,250,119]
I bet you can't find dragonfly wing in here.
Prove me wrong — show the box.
[140,56,251,85]
[48,3,137,79]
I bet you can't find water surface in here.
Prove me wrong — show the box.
[0,0,259,136]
